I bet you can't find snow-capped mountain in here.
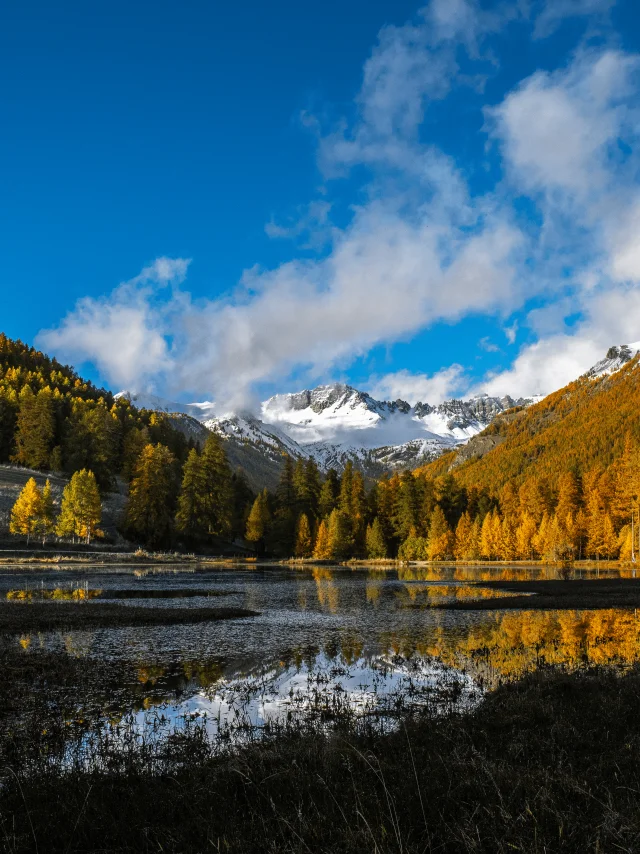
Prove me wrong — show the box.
[117,344,639,485]
[261,383,534,471]
[117,384,532,481]
[585,343,640,379]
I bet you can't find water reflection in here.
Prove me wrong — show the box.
[5,563,640,756]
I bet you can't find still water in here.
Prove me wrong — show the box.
[4,563,640,750]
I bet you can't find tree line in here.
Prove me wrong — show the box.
[245,434,640,561]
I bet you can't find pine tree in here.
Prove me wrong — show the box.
[427,505,453,560]
[313,518,332,559]
[57,469,101,544]
[295,513,313,557]
[271,455,297,556]
[351,469,367,554]
[319,470,339,518]
[175,448,205,537]
[121,427,150,481]
[199,434,233,538]
[9,477,43,543]
[338,461,354,518]
[394,470,421,541]
[12,386,55,469]
[365,517,387,558]
[126,445,177,547]
[377,474,399,554]
[327,509,353,560]
[435,474,467,529]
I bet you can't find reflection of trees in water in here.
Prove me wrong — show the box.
[395,583,512,606]
[312,568,339,613]
[366,579,383,606]
[396,566,640,583]
[382,609,640,687]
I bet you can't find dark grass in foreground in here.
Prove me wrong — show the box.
[3,668,640,852]
[0,602,258,632]
[437,577,640,610]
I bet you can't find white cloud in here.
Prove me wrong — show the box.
[37,259,190,389]
[504,321,518,344]
[533,0,616,39]
[489,50,637,198]
[368,364,466,404]
[475,285,640,397]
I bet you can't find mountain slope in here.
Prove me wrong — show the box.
[417,345,640,493]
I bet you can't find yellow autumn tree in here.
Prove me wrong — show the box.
[454,512,475,560]
[516,512,538,560]
[9,478,43,543]
[295,513,313,557]
[313,519,332,559]
[427,505,453,560]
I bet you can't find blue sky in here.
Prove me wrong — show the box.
[3,0,640,408]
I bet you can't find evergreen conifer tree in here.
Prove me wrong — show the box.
[338,461,354,518]
[327,508,352,560]
[175,448,205,537]
[12,386,55,469]
[318,470,339,518]
[271,455,297,555]
[394,470,421,541]
[125,445,177,547]
[198,434,233,538]
[39,479,56,544]
[365,517,387,558]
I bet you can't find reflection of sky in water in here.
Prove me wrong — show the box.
[107,652,479,753]
[6,563,640,752]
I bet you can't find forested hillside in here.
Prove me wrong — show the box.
[416,355,640,491]
[0,333,190,485]
[365,354,640,563]
[0,335,253,548]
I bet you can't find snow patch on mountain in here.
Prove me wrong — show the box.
[203,413,304,458]
[262,383,532,451]
[585,344,640,379]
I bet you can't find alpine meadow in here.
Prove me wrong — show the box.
[2,1,640,852]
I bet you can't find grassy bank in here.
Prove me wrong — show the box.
[2,666,640,852]
[0,602,258,633]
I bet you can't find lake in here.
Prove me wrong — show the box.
[3,562,640,758]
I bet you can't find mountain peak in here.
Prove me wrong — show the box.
[585,344,640,380]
